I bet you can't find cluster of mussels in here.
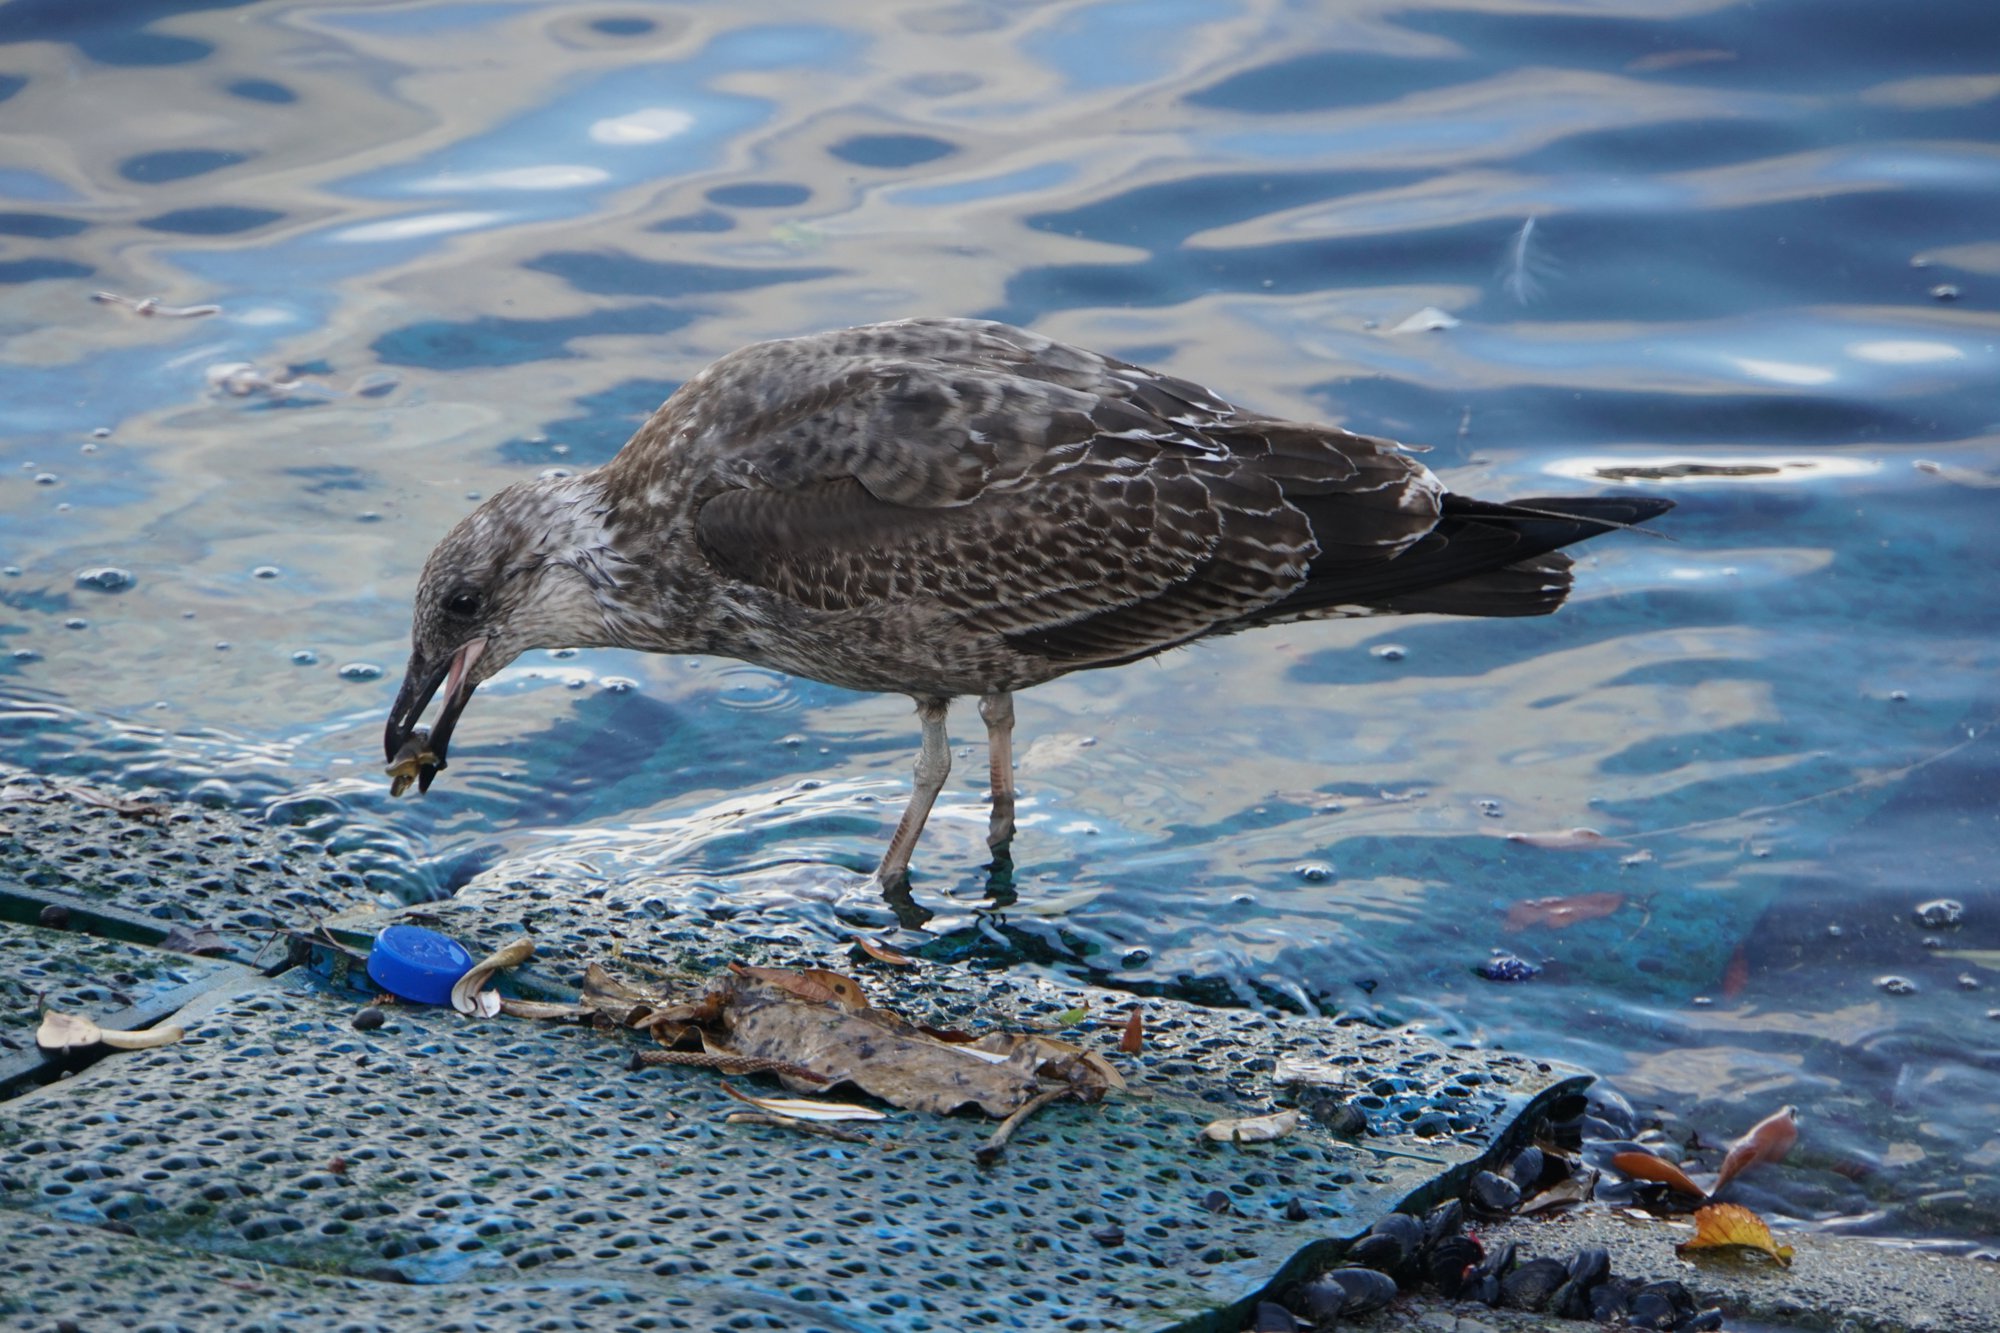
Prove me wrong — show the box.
[1251,1141,1726,1332]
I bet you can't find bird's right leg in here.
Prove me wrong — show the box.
[875,696,951,890]
[978,691,1017,851]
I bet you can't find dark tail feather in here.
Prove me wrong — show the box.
[1248,491,1673,625]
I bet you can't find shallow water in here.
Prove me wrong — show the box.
[3,0,1997,1249]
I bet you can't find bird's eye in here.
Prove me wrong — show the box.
[443,590,481,618]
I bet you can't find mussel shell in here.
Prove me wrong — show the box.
[1627,1280,1695,1330]
[1589,1276,1638,1321]
[1506,1145,1544,1190]
[1473,1239,1518,1280]
[1681,1309,1726,1331]
[1349,1210,1423,1276]
[1466,1169,1523,1215]
[1252,1299,1301,1332]
[1461,1273,1501,1306]
[1421,1197,1464,1248]
[1313,1267,1399,1317]
[1566,1246,1610,1286]
[1426,1234,1484,1295]
[1497,1256,1568,1311]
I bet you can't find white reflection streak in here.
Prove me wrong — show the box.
[1847,340,1965,364]
[1729,356,1837,386]
[589,108,693,144]
[409,165,610,191]
[333,211,503,243]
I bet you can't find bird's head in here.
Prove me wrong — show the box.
[383,475,624,793]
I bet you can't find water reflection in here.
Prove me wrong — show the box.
[1,0,1996,1247]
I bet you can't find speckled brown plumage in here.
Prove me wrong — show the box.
[387,317,1672,887]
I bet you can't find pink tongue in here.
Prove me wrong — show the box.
[445,638,487,701]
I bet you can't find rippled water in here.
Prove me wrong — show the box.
[4,0,1998,1248]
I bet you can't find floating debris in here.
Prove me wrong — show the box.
[91,289,220,318]
[1715,1104,1798,1190]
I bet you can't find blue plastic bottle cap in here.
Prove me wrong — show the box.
[366,923,475,1006]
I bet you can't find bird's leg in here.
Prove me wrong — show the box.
[875,696,951,890]
[979,690,1017,851]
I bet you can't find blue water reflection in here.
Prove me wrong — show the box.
[2,0,1997,1249]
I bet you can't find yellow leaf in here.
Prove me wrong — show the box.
[1675,1202,1794,1266]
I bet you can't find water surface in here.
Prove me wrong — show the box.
[3,0,1997,1249]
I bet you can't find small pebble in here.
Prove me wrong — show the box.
[253,565,281,579]
[353,1006,386,1031]
[1199,1188,1231,1214]
[38,903,71,929]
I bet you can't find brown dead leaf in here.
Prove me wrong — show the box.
[719,1081,886,1121]
[1119,1008,1144,1054]
[1505,892,1627,931]
[1612,1150,1709,1200]
[1716,1106,1798,1190]
[159,925,235,956]
[729,962,870,1010]
[1676,1202,1794,1266]
[1200,1109,1303,1144]
[451,935,535,1017]
[853,935,919,968]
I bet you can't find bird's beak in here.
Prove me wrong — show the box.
[383,637,488,795]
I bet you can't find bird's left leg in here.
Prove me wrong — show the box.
[979,691,1017,851]
[875,696,952,890]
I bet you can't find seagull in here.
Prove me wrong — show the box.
[386,318,1670,889]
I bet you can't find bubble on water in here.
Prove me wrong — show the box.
[601,677,637,693]
[1295,861,1335,883]
[1476,798,1503,818]
[1121,948,1151,968]
[34,472,58,485]
[63,618,88,630]
[1889,689,1909,702]
[1913,898,1963,929]
[338,662,384,681]
[3,566,18,576]
[11,648,40,662]
[1371,643,1407,661]
[465,491,481,500]
[54,502,71,512]
[777,732,805,748]
[357,511,381,523]
[549,647,579,659]
[1827,924,1843,937]
[1930,283,1961,301]
[253,565,281,579]
[80,442,98,454]
[292,649,319,665]
[565,678,586,690]
[1877,975,1917,996]
[75,567,135,592]
[1690,995,1712,1007]
[214,640,231,651]
[1960,975,1982,991]
[91,427,111,439]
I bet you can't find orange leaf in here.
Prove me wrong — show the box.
[1675,1202,1793,1266]
[1504,892,1626,931]
[852,935,919,968]
[1611,1150,1708,1200]
[1119,1008,1144,1054]
[1716,1106,1798,1190]
[729,963,870,1010]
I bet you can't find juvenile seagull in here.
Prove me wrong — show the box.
[386,318,1669,888]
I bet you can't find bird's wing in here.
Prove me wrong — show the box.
[680,319,1441,663]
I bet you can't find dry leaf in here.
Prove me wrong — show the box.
[1503,828,1628,851]
[497,998,601,1021]
[1716,1106,1798,1190]
[1200,1109,1302,1144]
[451,935,535,1017]
[1520,1165,1599,1214]
[1676,1202,1794,1265]
[729,962,870,1010]
[853,936,918,968]
[720,1082,886,1122]
[1119,1008,1144,1054]
[1612,1150,1708,1200]
[36,1010,102,1051]
[1505,892,1627,931]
